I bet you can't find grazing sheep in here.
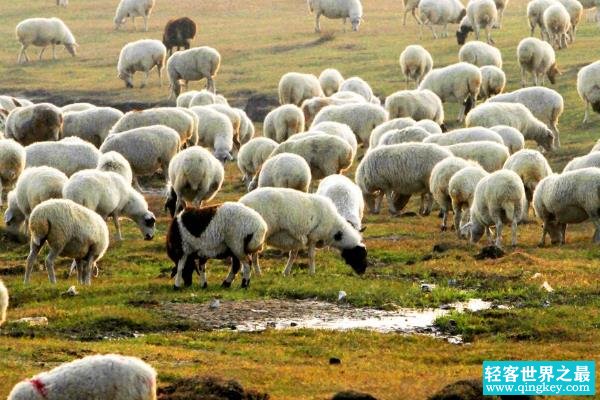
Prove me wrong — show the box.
[0,139,25,206]
[449,165,489,238]
[16,18,77,63]
[399,45,434,88]
[250,153,311,192]
[517,37,560,86]
[26,137,101,177]
[384,89,444,124]
[263,104,305,143]
[240,188,368,276]
[188,106,234,162]
[558,0,583,42]
[419,62,482,122]
[0,280,6,327]
[0,96,30,112]
[5,103,63,146]
[205,104,242,142]
[418,0,466,39]
[430,157,475,230]
[368,117,417,148]
[7,354,156,400]
[61,103,95,113]
[57,0,68,6]
[117,39,166,88]
[311,121,358,157]
[319,68,344,96]
[188,90,219,107]
[114,0,155,31]
[479,65,506,99]
[424,126,504,146]
[403,0,422,25]
[99,125,181,189]
[167,47,221,98]
[458,41,503,67]
[543,3,571,49]
[112,108,195,146]
[462,169,527,246]
[163,17,197,56]
[456,0,498,44]
[177,90,203,107]
[24,199,109,284]
[317,174,365,231]
[97,151,133,184]
[237,137,278,185]
[446,141,510,172]
[577,61,600,124]
[527,0,559,38]
[355,142,452,215]
[489,125,525,153]
[339,77,374,102]
[62,107,123,147]
[237,108,255,145]
[307,0,364,32]
[279,72,324,106]
[563,152,600,171]
[376,126,431,147]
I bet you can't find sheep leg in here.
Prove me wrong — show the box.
[173,255,188,289]
[486,27,494,44]
[282,250,299,276]
[308,243,316,275]
[454,206,463,239]
[24,239,44,284]
[411,9,420,25]
[560,223,567,244]
[485,227,493,244]
[390,192,411,216]
[68,259,77,277]
[475,26,480,41]
[252,252,262,276]
[132,16,137,31]
[315,13,321,33]
[592,217,600,244]
[45,247,61,284]
[403,9,409,26]
[157,66,162,87]
[420,193,434,216]
[520,68,527,87]
[222,257,240,288]
[539,222,548,246]
[241,259,252,288]
[38,47,47,61]
[494,219,503,247]
[111,213,122,241]
[143,15,149,32]
[533,73,539,87]
[83,257,95,285]
[197,263,207,288]
[511,219,518,247]
[442,24,448,37]
[18,45,28,63]
[206,77,216,94]
[583,101,590,124]
[343,17,347,33]
[51,44,56,60]
[141,71,149,88]
[132,175,143,192]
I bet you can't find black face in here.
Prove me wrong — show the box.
[463,95,476,115]
[440,123,448,133]
[144,216,156,228]
[341,245,368,275]
[456,27,469,45]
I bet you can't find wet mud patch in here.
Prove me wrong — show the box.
[158,376,269,400]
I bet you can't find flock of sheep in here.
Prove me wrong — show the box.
[3,0,600,397]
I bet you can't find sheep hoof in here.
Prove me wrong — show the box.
[201,282,208,289]
[173,285,181,291]
[241,279,250,289]
[440,225,447,232]
[221,280,232,288]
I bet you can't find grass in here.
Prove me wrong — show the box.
[1,0,600,398]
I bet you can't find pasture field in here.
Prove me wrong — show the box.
[1,0,600,398]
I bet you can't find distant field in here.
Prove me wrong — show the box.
[1,0,600,399]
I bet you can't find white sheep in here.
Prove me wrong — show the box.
[368,117,417,148]
[237,137,279,185]
[114,0,155,31]
[5,103,63,146]
[61,103,95,113]
[339,77,375,102]
[188,106,234,162]
[404,0,422,25]
[311,121,358,157]
[0,96,31,112]
[111,108,196,146]
[316,174,364,231]
[376,126,431,147]
[263,104,306,143]
[319,68,344,96]
[458,41,503,67]
[62,107,124,147]
[307,0,364,32]
[167,47,221,98]
[465,102,555,151]
[24,199,109,284]
[279,72,324,106]
[558,0,583,42]
[0,139,25,206]
[16,18,77,63]
[418,0,466,39]
[26,137,101,177]
[489,125,525,153]
[250,153,311,192]
[424,126,504,146]
[456,0,498,44]
[399,45,434,88]
[563,152,600,171]
[543,3,571,49]
[446,141,510,172]
[448,165,489,238]
[527,0,559,38]
[479,65,506,99]
[177,90,204,107]
[0,280,6,327]
[97,151,133,184]
[577,60,600,124]
[419,62,482,122]
[8,354,156,400]
[57,0,68,7]
[517,37,560,87]
[117,39,166,88]
[384,89,444,124]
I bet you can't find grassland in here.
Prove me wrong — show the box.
[1,0,600,398]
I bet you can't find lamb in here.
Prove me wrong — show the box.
[543,3,571,49]
[419,62,482,122]
[319,68,344,96]
[563,152,600,171]
[384,89,444,124]
[188,106,234,162]
[249,153,311,192]
[237,138,278,185]
[316,174,364,231]
[0,139,25,206]
[557,0,583,42]
[399,45,434,88]
[310,121,358,157]
[26,137,101,177]
[355,142,452,215]
[376,126,431,147]
[62,107,124,147]
[5,103,63,146]
[99,125,181,189]
[403,0,422,25]
[465,102,555,151]
[24,199,109,284]
[114,0,155,31]
[479,65,506,99]
[240,187,367,276]
[307,0,364,32]
[164,146,224,217]
[448,165,489,238]
[577,61,600,124]
[423,127,504,146]
[7,354,156,400]
[97,151,133,184]
[368,117,417,148]
[527,0,559,38]
[339,77,375,102]
[61,103,95,113]
[418,0,466,39]
[446,141,510,172]
[117,39,166,88]
[0,280,6,327]
[262,104,305,143]
[489,125,525,153]
[461,169,527,246]
[517,37,560,87]
[278,72,324,106]
[458,41,503,67]
[16,18,78,63]
[163,17,197,56]
[167,46,221,98]
[167,202,267,288]
[111,108,196,146]
[456,0,498,44]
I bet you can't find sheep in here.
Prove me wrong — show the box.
[527,0,559,38]
[563,152,600,171]
[237,138,278,186]
[543,3,572,49]
[517,37,560,87]
[479,65,506,99]
[61,103,95,113]
[430,156,475,231]
[0,96,30,112]
[368,117,417,148]
[99,125,180,189]
[339,77,375,102]
[278,72,324,106]
[310,121,358,157]
[449,165,489,238]
[0,280,6,327]
[533,168,600,245]
[415,119,443,133]
[418,0,466,39]
[384,89,444,124]
[24,199,109,284]
[26,137,100,177]
[319,68,344,96]
[188,90,218,107]
[63,170,156,241]
[167,202,267,288]
[399,45,434,88]
[205,104,242,143]
[355,142,452,215]
[458,41,503,68]
[97,151,133,184]
[188,106,234,162]
[237,109,255,145]
[330,90,367,103]
[249,153,311,192]
[5,103,63,146]
[164,146,224,217]
[167,46,221,98]
[16,18,77,63]
[263,104,305,143]
[114,0,155,31]
[163,17,197,56]
[300,97,333,125]
[376,126,431,147]
[456,0,498,44]
[465,102,555,151]
[311,103,388,149]
[117,39,166,89]
[316,174,364,231]
[557,0,583,43]
[494,0,509,27]
[7,354,156,400]
[419,62,482,122]
[307,0,364,32]
[0,139,25,206]
[489,125,525,153]
[403,0,422,25]
[446,141,510,172]
[577,61,600,124]
[423,126,504,146]
[57,0,68,6]
[591,139,600,152]
[62,107,124,147]
[111,108,195,146]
